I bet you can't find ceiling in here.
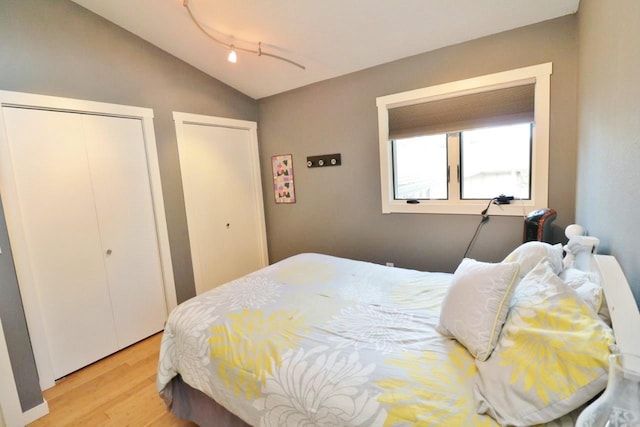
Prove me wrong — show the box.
[71,0,579,100]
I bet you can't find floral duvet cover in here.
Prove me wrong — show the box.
[157,253,579,426]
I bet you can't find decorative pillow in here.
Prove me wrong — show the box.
[503,241,564,279]
[437,258,519,361]
[474,259,614,426]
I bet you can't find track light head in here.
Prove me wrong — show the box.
[228,47,237,63]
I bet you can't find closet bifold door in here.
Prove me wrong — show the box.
[1,107,167,380]
[82,115,166,349]
[1,107,119,379]
[174,113,268,295]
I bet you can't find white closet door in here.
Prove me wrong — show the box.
[83,115,166,348]
[178,119,267,294]
[1,107,118,379]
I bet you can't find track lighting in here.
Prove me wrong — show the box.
[183,0,305,70]
[228,47,237,64]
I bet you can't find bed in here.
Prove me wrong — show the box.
[157,237,639,426]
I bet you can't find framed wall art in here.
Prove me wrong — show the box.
[272,154,296,204]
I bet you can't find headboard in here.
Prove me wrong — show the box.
[594,254,640,356]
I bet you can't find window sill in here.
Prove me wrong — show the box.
[382,200,540,216]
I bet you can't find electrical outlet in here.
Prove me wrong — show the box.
[386,262,394,267]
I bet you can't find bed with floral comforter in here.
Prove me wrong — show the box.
[158,250,615,426]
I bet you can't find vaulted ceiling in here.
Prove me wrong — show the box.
[71,0,580,99]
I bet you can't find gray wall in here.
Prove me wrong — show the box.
[576,0,640,307]
[2,0,612,415]
[0,0,257,411]
[258,16,578,272]
[0,197,40,411]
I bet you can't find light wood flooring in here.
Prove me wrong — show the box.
[28,332,196,427]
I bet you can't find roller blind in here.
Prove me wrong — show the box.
[388,84,535,139]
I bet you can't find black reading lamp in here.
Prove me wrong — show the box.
[462,195,507,259]
[463,195,557,259]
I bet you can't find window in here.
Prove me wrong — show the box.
[460,123,531,200]
[377,63,552,215]
[393,122,532,203]
[393,134,448,200]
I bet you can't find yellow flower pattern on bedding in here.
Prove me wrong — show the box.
[159,254,611,427]
[498,295,612,405]
[377,344,494,426]
[209,309,307,399]
[474,259,614,426]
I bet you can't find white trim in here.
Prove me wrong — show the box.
[173,112,258,132]
[594,255,640,356]
[0,90,176,390]
[172,112,269,290]
[139,116,178,314]
[377,63,552,215]
[0,90,154,119]
[22,400,49,425]
[376,63,552,108]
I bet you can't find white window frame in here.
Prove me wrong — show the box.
[377,63,552,216]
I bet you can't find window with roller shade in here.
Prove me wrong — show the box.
[377,63,551,215]
[391,84,534,201]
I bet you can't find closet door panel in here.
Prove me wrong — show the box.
[179,124,265,294]
[83,115,166,348]
[1,107,118,379]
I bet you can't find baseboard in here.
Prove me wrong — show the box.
[22,399,49,425]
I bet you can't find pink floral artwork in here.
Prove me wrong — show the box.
[272,154,296,203]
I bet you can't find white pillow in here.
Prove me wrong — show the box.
[437,258,519,361]
[560,268,609,324]
[503,241,563,279]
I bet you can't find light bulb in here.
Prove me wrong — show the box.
[228,48,237,63]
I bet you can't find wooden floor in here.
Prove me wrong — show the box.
[28,332,196,427]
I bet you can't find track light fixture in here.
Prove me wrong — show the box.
[228,46,237,63]
[183,0,306,70]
